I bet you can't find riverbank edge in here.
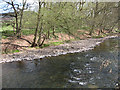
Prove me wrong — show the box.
[1,35,118,63]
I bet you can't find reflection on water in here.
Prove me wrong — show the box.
[2,38,119,88]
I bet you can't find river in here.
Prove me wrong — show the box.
[2,37,119,88]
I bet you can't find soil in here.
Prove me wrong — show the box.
[1,33,75,52]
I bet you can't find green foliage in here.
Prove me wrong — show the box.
[2,36,7,39]
[11,49,20,53]
[22,29,35,35]
[50,42,64,46]
[2,49,20,54]
[1,25,13,32]
[42,44,50,48]
[1,29,35,38]
[81,26,90,30]
[2,30,15,37]
[22,11,37,29]
[40,42,64,48]
[115,29,120,33]
[2,2,118,48]
[92,36,103,38]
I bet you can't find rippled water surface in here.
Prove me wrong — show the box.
[2,38,119,88]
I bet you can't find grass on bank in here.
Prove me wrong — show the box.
[40,42,64,48]
[2,49,20,54]
[29,39,75,49]
[0,25,13,32]
[1,29,35,38]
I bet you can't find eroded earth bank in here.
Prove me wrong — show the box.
[1,35,118,63]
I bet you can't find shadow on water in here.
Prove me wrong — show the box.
[2,37,119,88]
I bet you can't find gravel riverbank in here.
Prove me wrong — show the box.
[1,35,118,63]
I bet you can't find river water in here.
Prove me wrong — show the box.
[2,38,119,88]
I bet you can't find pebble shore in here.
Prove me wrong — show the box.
[1,35,118,63]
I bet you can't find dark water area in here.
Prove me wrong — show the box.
[2,38,119,88]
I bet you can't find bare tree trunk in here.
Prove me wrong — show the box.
[47,29,50,39]
[32,1,42,47]
[15,14,19,35]
[98,29,102,36]
[89,25,94,36]
[37,23,43,46]
[39,34,46,47]
[12,22,16,35]
[4,0,27,38]
[52,26,56,38]
[10,0,19,37]
[37,2,46,47]
[18,0,27,38]
[89,2,98,36]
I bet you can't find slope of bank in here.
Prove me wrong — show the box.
[1,35,118,63]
